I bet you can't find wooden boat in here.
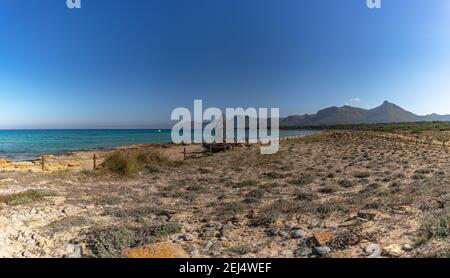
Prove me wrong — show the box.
[202,143,233,153]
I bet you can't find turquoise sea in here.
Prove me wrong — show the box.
[0,129,317,161]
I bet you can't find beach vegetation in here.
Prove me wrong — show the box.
[244,189,265,203]
[414,209,450,247]
[216,201,247,221]
[353,171,371,178]
[95,195,123,206]
[101,149,170,176]
[102,205,174,223]
[226,245,253,255]
[290,173,314,186]
[287,121,450,133]
[233,179,258,188]
[251,209,280,227]
[318,185,338,194]
[296,191,317,201]
[45,216,90,234]
[316,202,349,216]
[86,222,182,258]
[0,190,50,206]
[264,172,285,179]
[339,179,355,188]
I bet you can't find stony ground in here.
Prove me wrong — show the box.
[0,131,449,258]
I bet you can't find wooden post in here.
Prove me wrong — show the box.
[41,155,45,172]
[93,154,97,169]
[183,147,186,160]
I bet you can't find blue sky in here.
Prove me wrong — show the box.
[0,0,449,128]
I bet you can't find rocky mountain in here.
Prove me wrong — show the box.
[281,101,450,127]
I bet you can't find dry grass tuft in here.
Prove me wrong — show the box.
[0,190,50,206]
[101,149,170,176]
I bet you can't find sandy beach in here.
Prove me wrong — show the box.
[0,143,203,172]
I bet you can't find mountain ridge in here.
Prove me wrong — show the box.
[281,101,450,127]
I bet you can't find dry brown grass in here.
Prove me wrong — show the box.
[0,190,50,206]
[101,149,170,176]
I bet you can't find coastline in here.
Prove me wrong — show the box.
[0,133,319,172]
[0,143,197,172]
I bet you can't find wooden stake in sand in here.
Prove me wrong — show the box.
[41,155,45,172]
[93,154,97,169]
[183,147,186,160]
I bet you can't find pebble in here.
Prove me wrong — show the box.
[295,247,313,257]
[62,206,77,216]
[204,240,222,251]
[291,229,305,239]
[204,223,217,228]
[278,230,289,238]
[357,209,378,221]
[22,250,32,258]
[202,229,216,238]
[383,244,404,257]
[203,241,213,250]
[313,246,331,256]
[231,216,244,226]
[339,219,359,227]
[181,233,195,241]
[159,215,169,221]
[31,233,41,240]
[268,228,280,236]
[189,248,200,257]
[36,238,47,248]
[66,244,82,258]
[365,243,382,257]
[220,223,233,237]
[313,231,333,246]
[221,223,233,231]
[285,223,295,230]
[402,244,413,252]
[211,241,222,251]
